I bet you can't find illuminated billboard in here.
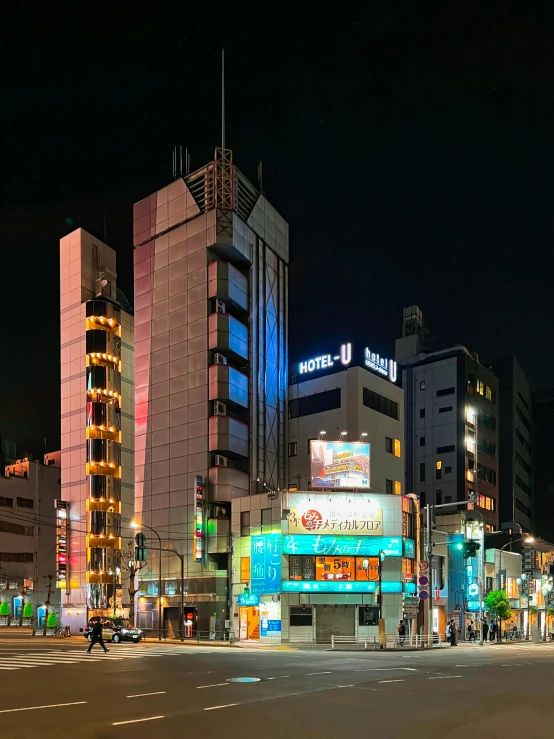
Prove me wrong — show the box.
[287,494,382,535]
[310,440,370,489]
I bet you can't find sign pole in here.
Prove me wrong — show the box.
[426,504,433,639]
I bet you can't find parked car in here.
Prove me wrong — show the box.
[84,617,142,643]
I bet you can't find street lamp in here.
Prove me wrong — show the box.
[131,520,163,641]
[498,536,534,590]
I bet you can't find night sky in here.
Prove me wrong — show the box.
[2,5,554,456]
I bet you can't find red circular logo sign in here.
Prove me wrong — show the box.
[302,509,323,531]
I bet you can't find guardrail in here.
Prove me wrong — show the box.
[331,634,442,650]
[140,629,236,644]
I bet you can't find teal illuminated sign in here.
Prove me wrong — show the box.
[238,593,260,607]
[282,534,403,557]
[282,581,407,594]
[403,539,416,558]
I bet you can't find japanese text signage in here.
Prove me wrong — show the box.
[55,499,69,590]
[251,534,282,594]
[288,492,381,534]
[283,534,403,557]
[195,476,204,563]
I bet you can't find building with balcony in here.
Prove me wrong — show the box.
[396,306,500,531]
[59,229,134,633]
[133,148,288,635]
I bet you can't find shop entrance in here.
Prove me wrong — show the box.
[315,604,355,643]
[239,606,260,640]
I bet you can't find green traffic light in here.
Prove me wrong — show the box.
[456,543,463,550]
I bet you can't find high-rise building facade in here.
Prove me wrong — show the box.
[533,388,554,541]
[397,306,500,531]
[133,149,288,635]
[59,229,134,633]
[490,357,533,532]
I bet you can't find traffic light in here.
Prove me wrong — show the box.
[135,532,147,562]
[461,540,481,559]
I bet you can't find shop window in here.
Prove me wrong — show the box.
[290,606,313,627]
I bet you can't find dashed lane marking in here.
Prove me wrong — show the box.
[204,704,239,711]
[196,683,229,689]
[112,716,165,725]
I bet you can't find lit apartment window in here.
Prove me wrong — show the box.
[288,442,297,457]
[477,379,485,396]
[436,461,442,470]
[394,480,401,495]
[394,439,401,457]
[240,557,251,583]
[467,468,475,482]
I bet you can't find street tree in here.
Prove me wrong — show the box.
[485,589,512,640]
[120,540,147,627]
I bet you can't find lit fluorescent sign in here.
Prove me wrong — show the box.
[288,491,380,534]
[282,534,403,557]
[364,348,397,383]
[299,343,352,375]
[282,581,405,594]
[195,476,204,563]
[55,499,69,589]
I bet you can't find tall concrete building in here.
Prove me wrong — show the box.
[59,229,134,633]
[533,389,554,541]
[490,357,533,532]
[397,306,500,531]
[133,148,288,635]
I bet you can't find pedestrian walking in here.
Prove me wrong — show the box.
[451,620,458,646]
[489,621,496,643]
[397,619,406,645]
[482,619,489,643]
[87,620,109,654]
[468,620,476,642]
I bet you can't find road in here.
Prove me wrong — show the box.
[1,639,554,738]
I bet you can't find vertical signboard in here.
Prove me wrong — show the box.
[251,534,282,594]
[195,476,204,563]
[55,500,69,590]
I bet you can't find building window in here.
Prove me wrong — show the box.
[438,406,453,413]
[261,508,272,533]
[436,445,455,454]
[516,475,531,496]
[288,388,341,419]
[288,442,297,457]
[240,557,251,583]
[0,552,33,562]
[420,381,426,390]
[516,452,532,475]
[445,466,452,474]
[385,437,393,454]
[240,511,250,537]
[436,491,442,505]
[436,387,455,397]
[386,479,393,494]
[479,439,496,458]
[0,496,13,508]
[394,439,401,457]
[363,388,399,420]
[16,497,34,509]
[0,520,34,536]
[420,436,425,447]
[436,467,442,480]
[478,494,496,512]
[480,410,497,432]
[290,606,313,627]
[477,379,485,396]
[436,461,442,470]
[420,408,425,418]
[394,480,402,496]
[515,428,531,453]
[445,495,452,504]
[516,405,532,433]
[419,463,425,482]
[516,498,532,517]
[485,386,493,402]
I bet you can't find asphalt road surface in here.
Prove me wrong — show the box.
[1,639,554,738]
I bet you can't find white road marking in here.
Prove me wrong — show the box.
[455,664,483,667]
[378,679,405,683]
[112,716,165,725]
[196,683,229,689]
[0,701,87,714]
[352,667,417,672]
[306,671,332,675]
[0,667,19,670]
[127,692,166,698]
[337,684,355,688]
[204,704,239,711]
[428,676,462,680]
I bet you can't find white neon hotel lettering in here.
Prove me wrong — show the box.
[364,348,397,383]
[299,343,352,375]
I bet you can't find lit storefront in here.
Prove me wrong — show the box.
[231,491,418,643]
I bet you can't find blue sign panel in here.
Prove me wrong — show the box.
[237,593,260,607]
[282,534,403,557]
[251,534,282,594]
[282,580,405,594]
[403,538,416,558]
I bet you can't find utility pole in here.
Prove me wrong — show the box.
[43,575,53,637]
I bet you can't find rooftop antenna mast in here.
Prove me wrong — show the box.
[221,48,226,151]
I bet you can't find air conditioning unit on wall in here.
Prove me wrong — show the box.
[213,401,227,416]
[214,455,228,467]
[214,353,228,365]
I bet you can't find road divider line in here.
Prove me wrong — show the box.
[428,676,462,680]
[379,679,405,683]
[204,704,239,711]
[196,683,229,689]
[112,716,165,725]
[337,684,355,688]
[0,701,87,714]
[127,692,167,698]
[306,671,332,675]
